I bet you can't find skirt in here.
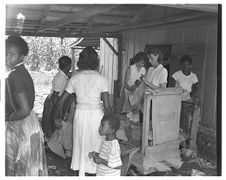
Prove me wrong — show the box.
[5,111,48,176]
[41,93,55,139]
[47,98,76,158]
[70,104,105,176]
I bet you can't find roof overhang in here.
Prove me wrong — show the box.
[6,4,218,38]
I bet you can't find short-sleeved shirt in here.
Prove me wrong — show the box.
[65,70,108,105]
[127,64,146,86]
[172,70,198,100]
[97,139,122,176]
[52,70,69,96]
[146,64,168,87]
[6,64,35,113]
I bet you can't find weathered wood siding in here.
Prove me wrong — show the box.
[100,38,118,95]
[121,21,218,129]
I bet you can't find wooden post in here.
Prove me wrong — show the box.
[190,104,201,152]
[115,35,123,114]
[141,95,151,155]
[71,48,76,73]
[117,34,123,94]
[102,37,119,56]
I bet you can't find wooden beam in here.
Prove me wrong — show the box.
[140,16,217,31]
[142,95,151,155]
[6,7,69,19]
[87,18,94,27]
[157,4,218,13]
[39,5,50,24]
[71,48,76,73]
[70,38,84,47]
[37,5,119,32]
[6,19,89,30]
[93,15,131,24]
[129,5,152,24]
[89,11,217,33]
[102,38,118,56]
[5,30,120,38]
[71,46,100,50]
[190,104,201,153]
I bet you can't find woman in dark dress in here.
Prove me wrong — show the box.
[5,35,48,176]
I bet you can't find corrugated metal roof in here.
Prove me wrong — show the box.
[6,4,218,37]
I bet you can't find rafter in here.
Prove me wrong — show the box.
[39,5,50,24]
[36,5,119,32]
[70,38,84,47]
[6,7,68,19]
[88,11,217,33]
[129,5,152,24]
[5,29,119,38]
[157,4,218,13]
[102,38,118,56]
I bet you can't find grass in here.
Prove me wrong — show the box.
[29,70,57,117]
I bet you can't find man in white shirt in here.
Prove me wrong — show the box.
[46,56,73,158]
[42,56,72,139]
[52,56,72,103]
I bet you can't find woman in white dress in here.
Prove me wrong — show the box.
[53,47,111,176]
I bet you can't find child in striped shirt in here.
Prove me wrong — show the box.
[88,113,122,176]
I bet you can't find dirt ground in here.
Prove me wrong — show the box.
[44,131,217,176]
[30,70,218,176]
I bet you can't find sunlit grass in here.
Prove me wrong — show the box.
[29,70,57,118]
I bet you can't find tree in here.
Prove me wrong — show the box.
[23,36,79,71]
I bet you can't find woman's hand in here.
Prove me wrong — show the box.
[135,80,141,87]
[139,74,145,82]
[154,88,161,93]
[55,119,63,130]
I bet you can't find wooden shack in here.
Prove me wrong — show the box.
[5,3,219,157]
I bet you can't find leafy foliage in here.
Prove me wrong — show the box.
[23,36,81,71]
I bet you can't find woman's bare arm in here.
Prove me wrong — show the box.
[53,90,70,125]
[123,67,138,91]
[9,92,31,121]
[101,92,112,113]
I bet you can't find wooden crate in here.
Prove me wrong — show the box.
[130,88,184,174]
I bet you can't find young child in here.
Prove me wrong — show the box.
[172,55,198,101]
[88,114,122,176]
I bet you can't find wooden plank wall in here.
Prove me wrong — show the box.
[121,22,217,129]
[169,44,206,99]
[100,38,118,95]
[201,25,217,129]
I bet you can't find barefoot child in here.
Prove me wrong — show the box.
[88,114,122,176]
